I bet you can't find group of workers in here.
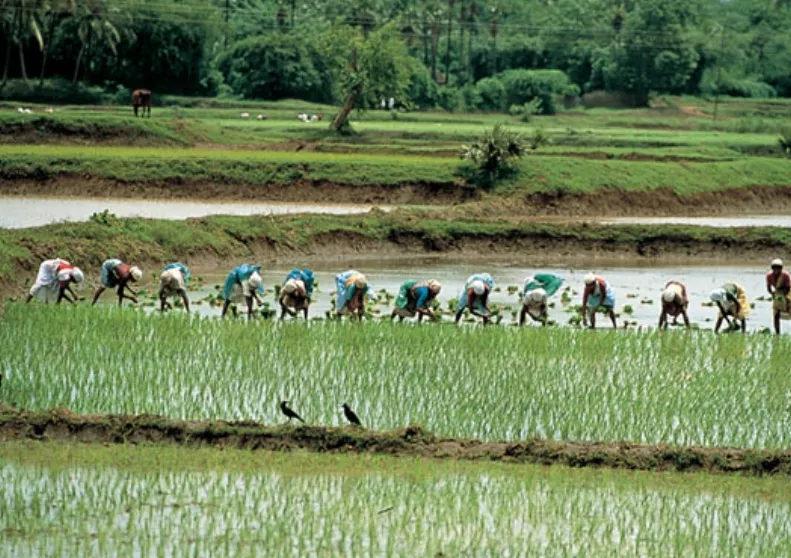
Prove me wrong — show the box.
[23,257,791,335]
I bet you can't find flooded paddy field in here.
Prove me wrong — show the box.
[2,442,790,557]
[125,260,785,333]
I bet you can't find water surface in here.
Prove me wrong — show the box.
[0,196,387,228]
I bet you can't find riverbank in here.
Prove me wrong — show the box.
[1,145,790,216]
[1,211,789,297]
[1,408,788,476]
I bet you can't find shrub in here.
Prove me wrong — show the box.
[459,124,525,189]
[406,62,440,109]
[472,77,507,112]
[498,69,573,114]
[0,79,105,105]
[779,128,791,159]
[437,87,462,112]
[700,71,778,99]
[509,98,544,122]
[216,35,332,102]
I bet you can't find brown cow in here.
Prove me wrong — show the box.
[132,89,152,117]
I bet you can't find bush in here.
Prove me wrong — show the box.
[0,79,105,105]
[700,71,778,99]
[459,124,525,189]
[509,98,544,122]
[779,129,791,159]
[216,35,333,102]
[437,87,462,112]
[406,62,440,109]
[472,77,507,112]
[498,69,573,114]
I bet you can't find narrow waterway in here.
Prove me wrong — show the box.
[0,196,388,228]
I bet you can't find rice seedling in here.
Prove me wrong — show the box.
[2,304,790,449]
[1,441,790,557]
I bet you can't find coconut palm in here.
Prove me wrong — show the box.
[70,0,121,83]
[0,0,45,87]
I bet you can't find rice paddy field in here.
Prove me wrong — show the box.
[3,304,790,449]
[2,93,791,555]
[2,442,791,557]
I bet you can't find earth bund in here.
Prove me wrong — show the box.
[3,175,791,217]
[1,407,788,477]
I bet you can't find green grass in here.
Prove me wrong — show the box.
[2,305,791,448]
[2,441,790,556]
[0,144,788,196]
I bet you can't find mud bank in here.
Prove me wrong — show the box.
[508,184,791,217]
[4,176,791,217]
[1,408,788,476]
[0,176,474,205]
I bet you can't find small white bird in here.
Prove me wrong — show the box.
[44,107,54,114]
[17,107,24,113]
[23,108,32,114]
[240,112,250,119]
[310,114,318,122]
[257,113,265,120]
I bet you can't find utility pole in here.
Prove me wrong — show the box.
[713,27,725,122]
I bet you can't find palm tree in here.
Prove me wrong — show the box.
[70,0,120,84]
[39,0,74,84]
[0,0,45,88]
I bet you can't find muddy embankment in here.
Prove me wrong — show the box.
[1,408,788,477]
[4,176,791,217]
[0,176,477,206]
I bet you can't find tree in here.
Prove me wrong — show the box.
[324,23,414,131]
[1,0,45,87]
[217,33,331,100]
[69,0,121,84]
[592,0,701,105]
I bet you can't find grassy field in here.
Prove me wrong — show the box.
[2,305,790,448]
[1,144,789,198]
[3,441,790,556]
[2,213,791,289]
[1,95,789,212]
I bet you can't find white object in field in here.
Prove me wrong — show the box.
[240,112,250,119]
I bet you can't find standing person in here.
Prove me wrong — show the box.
[26,258,84,304]
[279,268,315,320]
[391,279,442,322]
[455,273,495,325]
[221,264,264,318]
[158,262,190,313]
[710,281,750,334]
[92,259,143,307]
[767,258,791,335]
[658,280,690,329]
[335,270,375,319]
[581,273,617,329]
[520,273,564,326]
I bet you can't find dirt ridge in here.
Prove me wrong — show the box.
[1,408,789,476]
[3,176,791,216]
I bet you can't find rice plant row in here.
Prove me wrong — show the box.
[2,305,789,449]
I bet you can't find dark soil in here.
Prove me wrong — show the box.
[1,408,789,476]
[0,176,477,205]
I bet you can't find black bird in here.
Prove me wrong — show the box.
[280,400,305,423]
[342,403,362,427]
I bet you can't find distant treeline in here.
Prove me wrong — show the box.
[0,0,789,109]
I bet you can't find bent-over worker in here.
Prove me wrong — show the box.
[280,268,315,319]
[221,264,264,318]
[581,273,617,329]
[658,280,690,329]
[520,273,563,325]
[158,262,190,313]
[392,279,442,322]
[92,259,143,307]
[455,273,495,325]
[26,258,84,305]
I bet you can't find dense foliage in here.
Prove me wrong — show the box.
[0,0,789,107]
